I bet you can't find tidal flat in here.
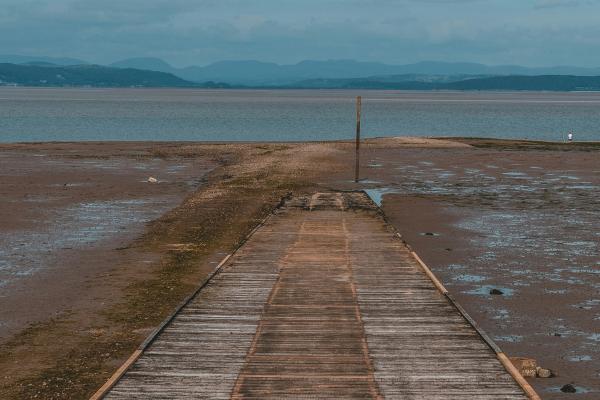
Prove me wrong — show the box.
[0,138,598,399]
[342,139,599,399]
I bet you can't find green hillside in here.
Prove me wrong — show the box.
[0,63,197,87]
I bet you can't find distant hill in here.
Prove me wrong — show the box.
[6,54,600,85]
[379,61,600,77]
[292,74,489,89]
[0,63,204,87]
[111,59,502,85]
[111,58,600,85]
[447,75,600,91]
[110,57,177,73]
[3,55,600,91]
[289,75,600,91]
[0,54,86,66]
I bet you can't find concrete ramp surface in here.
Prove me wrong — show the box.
[99,192,531,399]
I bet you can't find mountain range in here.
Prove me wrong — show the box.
[3,54,600,85]
[108,58,600,85]
[2,54,600,90]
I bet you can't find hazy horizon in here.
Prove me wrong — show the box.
[7,54,600,70]
[2,0,600,68]
[9,55,600,70]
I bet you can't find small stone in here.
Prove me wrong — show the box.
[553,332,562,337]
[147,177,158,183]
[536,367,553,378]
[560,384,577,393]
[490,288,504,295]
[424,232,435,236]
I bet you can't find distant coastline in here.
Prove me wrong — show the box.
[0,63,229,89]
[2,58,600,91]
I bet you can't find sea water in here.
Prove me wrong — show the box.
[1,88,600,142]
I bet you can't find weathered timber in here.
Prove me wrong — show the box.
[100,192,534,399]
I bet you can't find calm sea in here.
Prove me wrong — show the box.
[1,87,599,142]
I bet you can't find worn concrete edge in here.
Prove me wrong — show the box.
[89,192,292,400]
[361,190,541,400]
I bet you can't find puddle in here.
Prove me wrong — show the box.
[494,335,523,343]
[49,182,92,188]
[395,165,417,170]
[364,188,398,206]
[446,264,466,271]
[568,267,600,275]
[545,288,567,294]
[572,300,600,310]
[566,184,595,190]
[586,333,600,342]
[453,274,487,283]
[567,355,592,362]
[511,269,533,276]
[437,172,456,179]
[502,172,530,178]
[0,196,177,285]
[166,164,188,173]
[492,309,510,320]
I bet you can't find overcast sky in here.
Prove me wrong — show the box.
[1,0,600,67]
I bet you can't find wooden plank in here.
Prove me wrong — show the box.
[98,192,536,399]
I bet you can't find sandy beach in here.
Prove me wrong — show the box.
[0,138,598,399]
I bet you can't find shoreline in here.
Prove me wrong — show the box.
[2,137,599,151]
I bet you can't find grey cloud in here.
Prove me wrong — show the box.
[1,0,599,67]
[534,0,600,8]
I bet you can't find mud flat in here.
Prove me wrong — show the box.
[0,144,219,339]
[329,138,600,399]
[0,141,349,399]
[0,138,598,399]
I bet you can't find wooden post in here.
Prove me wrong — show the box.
[355,96,361,183]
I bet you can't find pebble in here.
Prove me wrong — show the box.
[489,288,504,295]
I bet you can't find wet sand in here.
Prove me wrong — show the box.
[329,140,599,399]
[0,141,350,399]
[0,145,218,340]
[0,138,598,399]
